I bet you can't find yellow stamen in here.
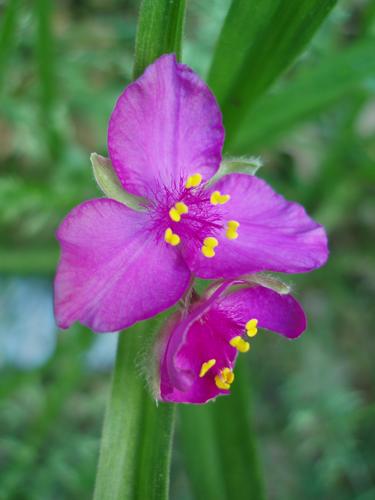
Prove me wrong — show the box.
[185,173,203,189]
[215,367,235,390]
[226,229,238,240]
[202,246,215,258]
[246,318,258,337]
[169,207,181,222]
[227,220,240,230]
[175,201,188,214]
[201,236,219,258]
[222,367,235,384]
[230,336,250,353]
[203,237,218,248]
[164,227,181,246]
[199,359,216,378]
[210,190,231,205]
[225,220,240,240]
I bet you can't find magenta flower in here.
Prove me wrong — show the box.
[54,54,328,332]
[155,281,306,404]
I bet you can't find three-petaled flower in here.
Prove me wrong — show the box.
[154,280,306,404]
[54,54,328,333]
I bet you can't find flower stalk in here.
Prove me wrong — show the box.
[94,323,175,500]
[94,1,185,498]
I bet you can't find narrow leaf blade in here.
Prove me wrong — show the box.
[232,38,375,151]
[208,0,337,142]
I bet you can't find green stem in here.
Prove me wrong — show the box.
[94,325,175,500]
[133,0,186,79]
[94,1,186,498]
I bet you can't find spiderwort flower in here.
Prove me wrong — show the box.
[54,54,328,332]
[154,281,306,404]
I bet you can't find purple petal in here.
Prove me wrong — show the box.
[108,54,224,199]
[217,285,307,339]
[54,199,190,332]
[184,173,328,278]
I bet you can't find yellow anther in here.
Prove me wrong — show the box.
[203,237,218,248]
[226,229,238,240]
[199,359,216,378]
[225,220,240,240]
[230,336,250,353]
[227,220,240,230]
[215,367,235,390]
[164,228,181,246]
[222,367,235,384]
[169,207,181,222]
[201,236,219,258]
[185,173,203,189]
[175,201,188,215]
[210,190,231,205]
[246,318,258,337]
[202,246,215,258]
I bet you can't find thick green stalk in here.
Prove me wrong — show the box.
[94,323,175,500]
[133,0,186,79]
[94,1,186,498]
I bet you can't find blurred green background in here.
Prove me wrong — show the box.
[1,0,375,499]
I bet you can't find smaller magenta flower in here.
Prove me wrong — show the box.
[154,281,306,404]
[54,54,327,333]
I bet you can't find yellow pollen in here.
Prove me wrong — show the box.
[227,220,240,230]
[175,201,189,214]
[185,173,203,189]
[210,190,231,205]
[199,359,216,378]
[201,236,219,258]
[169,207,181,222]
[203,236,218,248]
[202,246,215,258]
[230,336,250,353]
[215,367,235,390]
[246,318,258,337]
[164,227,181,246]
[226,220,240,240]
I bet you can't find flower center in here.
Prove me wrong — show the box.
[148,173,240,258]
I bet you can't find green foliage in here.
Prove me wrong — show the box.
[232,37,375,151]
[0,0,21,94]
[208,0,337,143]
[1,1,375,499]
[180,359,265,500]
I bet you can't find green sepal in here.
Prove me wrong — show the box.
[220,156,263,175]
[90,153,144,209]
[245,273,291,295]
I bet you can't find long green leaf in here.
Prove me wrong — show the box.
[179,407,227,500]
[232,38,375,151]
[94,2,186,499]
[0,0,21,95]
[35,0,61,160]
[180,359,265,500]
[208,0,337,143]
